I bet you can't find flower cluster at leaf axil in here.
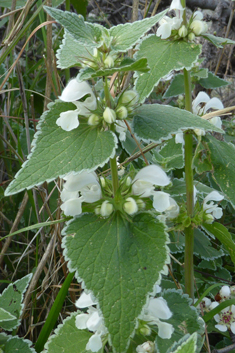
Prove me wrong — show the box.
[199,285,235,334]
[175,91,224,144]
[60,165,180,221]
[56,77,139,141]
[157,0,208,41]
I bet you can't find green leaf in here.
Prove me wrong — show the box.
[0,274,32,331]
[153,138,184,171]
[133,104,223,144]
[202,222,235,266]
[43,7,103,48]
[0,308,16,323]
[206,135,235,207]
[193,140,213,174]
[5,101,117,196]
[134,36,201,102]
[43,312,92,353]
[202,34,235,48]
[194,229,224,260]
[56,31,93,69]
[0,0,26,8]
[171,333,197,353]
[163,74,185,98]
[155,289,204,353]
[109,10,167,53]
[4,336,36,353]
[199,72,229,89]
[77,58,149,81]
[63,212,169,353]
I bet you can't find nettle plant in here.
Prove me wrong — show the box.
[4,0,235,352]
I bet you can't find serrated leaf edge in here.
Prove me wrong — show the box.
[5,102,118,196]
[0,273,32,331]
[133,34,201,103]
[61,212,171,353]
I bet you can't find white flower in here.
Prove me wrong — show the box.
[192,92,223,136]
[60,171,102,216]
[115,120,127,141]
[190,20,208,35]
[178,25,188,38]
[157,0,184,40]
[132,165,170,197]
[139,297,174,339]
[203,190,224,220]
[170,0,184,10]
[104,54,115,68]
[75,292,107,352]
[136,341,155,353]
[56,79,97,131]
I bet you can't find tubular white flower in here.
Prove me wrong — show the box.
[60,171,102,216]
[192,92,224,136]
[76,292,98,308]
[132,165,171,198]
[170,0,184,11]
[139,297,174,339]
[157,2,184,39]
[75,294,107,353]
[203,191,224,220]
[152,191,171,212]
[56,79,97,131]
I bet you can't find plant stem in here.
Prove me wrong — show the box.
[104,77,119,195]
[183,68,195,299]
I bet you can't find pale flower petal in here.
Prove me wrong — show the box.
[157,20,172,39]
[74,94,97,116]
[147,297,172,320]
[64,171,98,192]
[75,313,89,329]
[192,91,210,114]
[204,191,224,204]
[76,292,98,308]
[133,165,170,188]
[115,120,127,141]
[87,310,103,332]
[157,320,174,339]
[170,0,184,10]
[59,79,94,102]
[210,116,222,129]
[231,322,235,334]
[204,97,224,113]
[215,324,227,332]
[152,191,171,212]
[193,11,203,20]
[86,333,103,352]
[56,110,79,131]
[60,198,83,216]
[175,132,184,144]
[81,184,102,203]
[60,189,78,202]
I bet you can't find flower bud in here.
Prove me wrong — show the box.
[116,106,128,119]
[120,90,138,106]
[126,176,132,186]
[123,197,138,215]
[104,55,115,68]
[93,48,98,58]
[188,32,195,41]
[100,177,106,188]
[136,198,146,210]
[190,20,208,35]
[136,341,155,353]
[100,200,114,217]
[103,107,116,124]
[88,114,100,126]
[219,285,231,299]
[178,25,188,38]
[204,213,214,224]
[139,325,151,336]
[95,206,101,215]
